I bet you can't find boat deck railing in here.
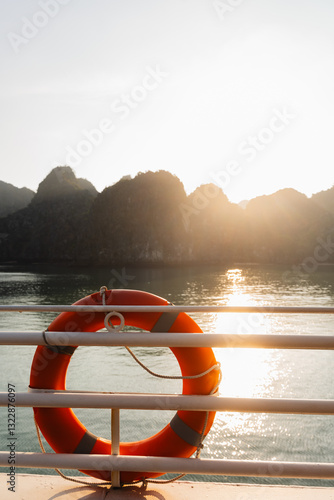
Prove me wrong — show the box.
[1,303,334,487]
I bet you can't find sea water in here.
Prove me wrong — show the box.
[0,263,334,486]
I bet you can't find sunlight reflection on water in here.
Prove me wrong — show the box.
[207,267,280,453]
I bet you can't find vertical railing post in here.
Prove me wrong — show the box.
[111,408,120,487]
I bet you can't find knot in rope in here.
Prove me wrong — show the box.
[99,286,108,305]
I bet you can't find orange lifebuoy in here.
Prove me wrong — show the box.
[29,289,219,484]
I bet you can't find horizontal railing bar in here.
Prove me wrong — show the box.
[2,392,334,414]
[1,332,334,349]
[1,305,334,314]
[1,452,334,479]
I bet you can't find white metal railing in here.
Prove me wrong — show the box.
[1,303,334,487]
[2,453,334,479]
[1,304,334,313]
[2,392,334,414]
[1,331,334,348]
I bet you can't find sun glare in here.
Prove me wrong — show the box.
[213,269,275,400]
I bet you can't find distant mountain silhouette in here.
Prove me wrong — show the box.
[0,181,34,217]
[0,167,97,264]
[31,166,97,204]
[91,170,189,264]
[312,186,334,215]
[244,189,333,262]
[184,184,246,263]
[0,167,333,266]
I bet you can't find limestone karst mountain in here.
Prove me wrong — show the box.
[0,167,333,266]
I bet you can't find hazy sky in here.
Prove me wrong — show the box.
[0,0,333,203]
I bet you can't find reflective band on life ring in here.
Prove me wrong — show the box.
[29,289,219,484]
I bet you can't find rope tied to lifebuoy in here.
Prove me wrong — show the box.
[99,285,222,390]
